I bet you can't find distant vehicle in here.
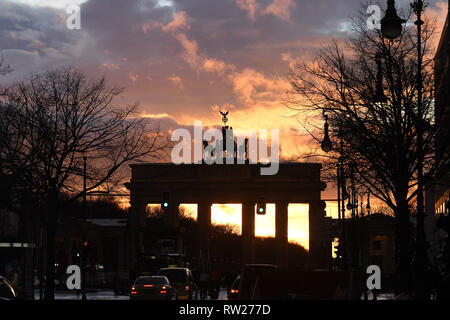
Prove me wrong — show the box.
[239,264,357,300]
[239,264,279,300]
[227,275,240,300]
[158,267,196,300]
[0,276,16,300]
[130,276,173,300]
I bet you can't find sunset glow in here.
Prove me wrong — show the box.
[180,203,311,250]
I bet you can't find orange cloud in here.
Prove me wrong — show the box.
[142,11,189,35]
[168,74,184,90]
[263,0,296,22]
[162,11,190,32]
[236,0,259,21]
[174,33,201,68]
[203,58,234,74]
[235,0,296,22]
[228,68,290,105]
[100,62,120,71]
[128,71,139,83]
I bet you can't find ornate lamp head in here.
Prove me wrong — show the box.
[321,113,333,153]
[381,0,406,40]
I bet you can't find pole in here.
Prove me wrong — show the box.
[351,180,358,269]
[338,164,342,222]
[81,156,87,300]
[412,0,427,300]
[339,125,348,271]
[337,162,342,270]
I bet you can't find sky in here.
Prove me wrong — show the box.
[0,0,448,249]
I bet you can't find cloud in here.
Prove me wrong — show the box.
[7,0,88,9]
[228,68,290,105]
[100,62,120,71]
[168,74,184,90]
[235,0,296,22]
[203,57,234,74]
[162,10,190,32]
[236,0,259,21]
[1,0,446,155]
[158,11,236,76]
[263,0,296,22]
[128,71,139,83]
[142,21,163,34]
[173,32,201,68]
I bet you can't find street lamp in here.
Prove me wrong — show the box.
[82,156,87,301]
[374,52,388,104]
[321,113,333,153]
[380,0,407,40]
[380,0,427,299]
[321,112,347,270]
[358,191,371,217]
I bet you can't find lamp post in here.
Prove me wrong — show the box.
[380,0,427,299]
[321,112,347,270]
[374,52,388,104]
[81,156,87,301]
[347,170,359,269]
[365,193,372,216]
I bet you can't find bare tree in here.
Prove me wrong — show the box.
[289,10,448,293]
[0,67,168,299]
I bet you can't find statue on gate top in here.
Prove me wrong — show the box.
[220,111,229,127]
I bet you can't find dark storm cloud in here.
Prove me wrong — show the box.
[0,1,86,77]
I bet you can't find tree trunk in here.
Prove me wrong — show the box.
[44,208,57,300]
[394,200,412,295]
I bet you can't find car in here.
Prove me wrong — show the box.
[227,275,240,300]
[239,264,279,300]
[130,276,173,300]
[0,276,16,300]
[158,267,196,300]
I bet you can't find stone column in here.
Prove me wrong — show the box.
[164,201,179,228]
[308,200,328,269]
[197,202,211,272]
[275,202,289,269]
[127,200,147,273]
[242,202,255,265]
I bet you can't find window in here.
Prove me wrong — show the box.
[135,276,168,285]
[159,269,188,283]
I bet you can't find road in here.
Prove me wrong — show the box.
[33,288,229,300]
[33,289,394,300]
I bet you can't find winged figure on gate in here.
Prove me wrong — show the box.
[220,111,229,126]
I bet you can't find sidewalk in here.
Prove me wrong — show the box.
[34,290,130,300]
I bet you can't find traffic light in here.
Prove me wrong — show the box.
[82,240,90,255]
[334,241,344,260]
[256,197,266,215]
[72,245,80,262]
[161,191,170,210]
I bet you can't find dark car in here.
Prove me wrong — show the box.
[130,276,173,300]
[239,264,279,300]
[227,275,240,300]
[158,268,196,300]
[0,276,16,300]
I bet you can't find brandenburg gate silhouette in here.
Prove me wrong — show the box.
[126,162,332,271]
